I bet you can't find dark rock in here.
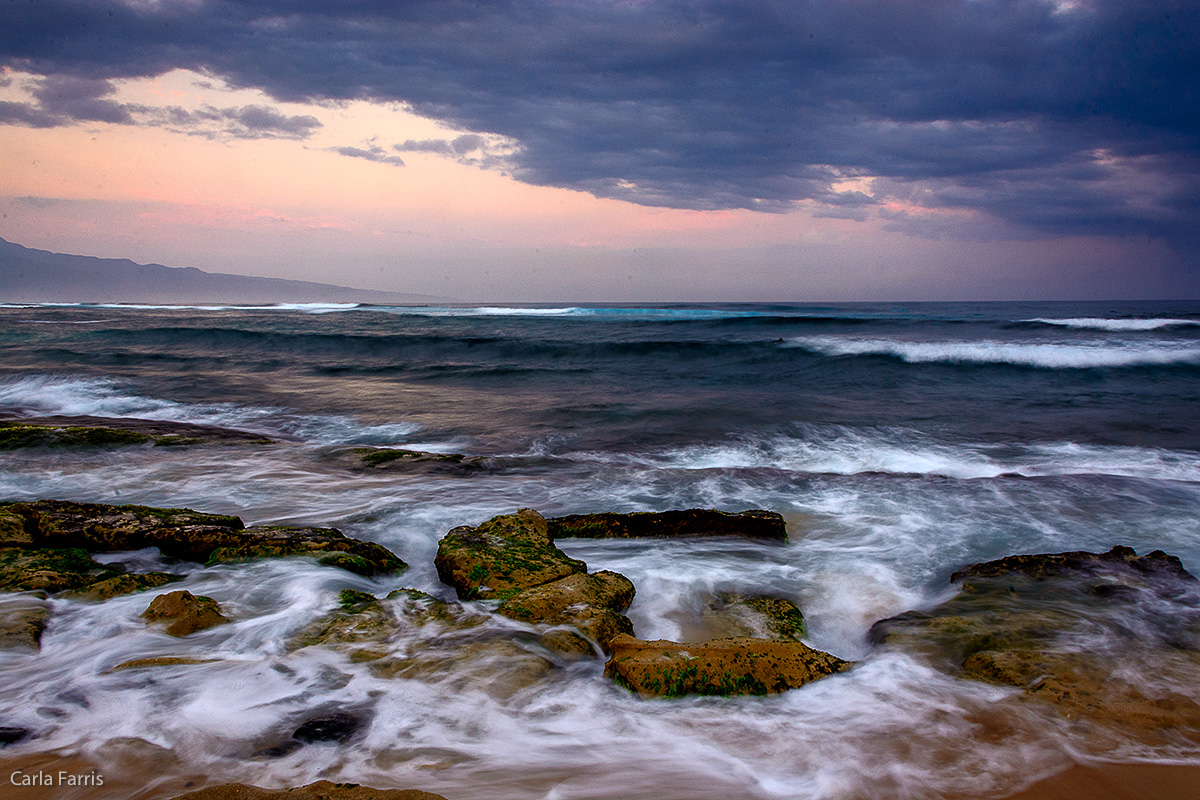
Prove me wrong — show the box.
[435,509,587,601]
[142,590,229,637]
[0,726,30,746]
[349,447,489,474]
[547,509,787,541]
[0,415,277,448]
[168,781,448,800]
[872,545,1200,737]
[0,500,406,579]
[292,711,363,744]
[605,634,850,697]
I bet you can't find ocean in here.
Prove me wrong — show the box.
[1,299,1199,799]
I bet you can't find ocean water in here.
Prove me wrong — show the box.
[0,300,1199,799]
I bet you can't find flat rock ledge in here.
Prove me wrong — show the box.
[871,545,1200,740]
[169,781,447,800]
[605,634,851,697]
[0,499,406,587]
[547,508,787,541]
[435,509,634,652]
[0,415,277,449]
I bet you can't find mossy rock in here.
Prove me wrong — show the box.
[497,570,636,651]
[0,501,407,584]
[435,509,586,601]
[142,590,229,637]
[0,417,275,450]
[547,509,788,542]
[0,546,122,592]
[289,588,486,652]
[605,634,851,697]
[871,545,1200,737]
[67,571,184,601]
[208,527,406,577]
[0,423,155,450]
[700,593,807,641]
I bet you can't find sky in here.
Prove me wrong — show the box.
[1,0,1197,302]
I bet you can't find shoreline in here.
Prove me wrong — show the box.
[4,753,1200,800]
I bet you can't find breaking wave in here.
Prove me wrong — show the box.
[783,336,1200,368]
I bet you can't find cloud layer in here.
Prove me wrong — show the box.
[2,0,1197,244]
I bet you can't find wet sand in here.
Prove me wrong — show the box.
[999,761,1200,800]
[5,753,1200,800]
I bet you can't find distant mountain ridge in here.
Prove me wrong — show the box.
[0,238,448,304]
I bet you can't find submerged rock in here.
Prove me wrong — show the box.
[435,509,587,601]
[67,571,183,601]
[699,593,808,642]
[292,711,364,744]
[347,446,490,473]
[497,570,636,652]
[605,634,850,697]
[291,587,558,699]
[547,508,787,541]
[0,726,30,746]
[0,415,276,449]
[0,594,50,650]
[871,545,1200,738]
[0,500,406,579]
[142,590,229,637]
[169,781,448,800]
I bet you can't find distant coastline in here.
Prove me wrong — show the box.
[0,238,451,305]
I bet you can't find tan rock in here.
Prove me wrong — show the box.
[142,590,229,637]
[605,634,850,697]
[497,570,635,650]
[0,594,50,650]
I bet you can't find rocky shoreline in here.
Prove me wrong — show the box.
[2,497,1200,797]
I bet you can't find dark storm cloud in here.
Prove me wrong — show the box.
[2,0,1197,243]
[2,71,323,139]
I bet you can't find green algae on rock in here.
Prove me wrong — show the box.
[605,634,851,697]
[497,569,636,652]
[0,416,276,449]
[142,590,229,637]
[0,500,406,577]
[547,508,788,541]
[700,593,808,642]
[435,509,587,601]
[66,571,183,601]
[0,546,122,592]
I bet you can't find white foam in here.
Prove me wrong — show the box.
[641,427,1200,482]
[1029,317,1200,331]
[0,374,420,444]
[784,335,1200,368]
